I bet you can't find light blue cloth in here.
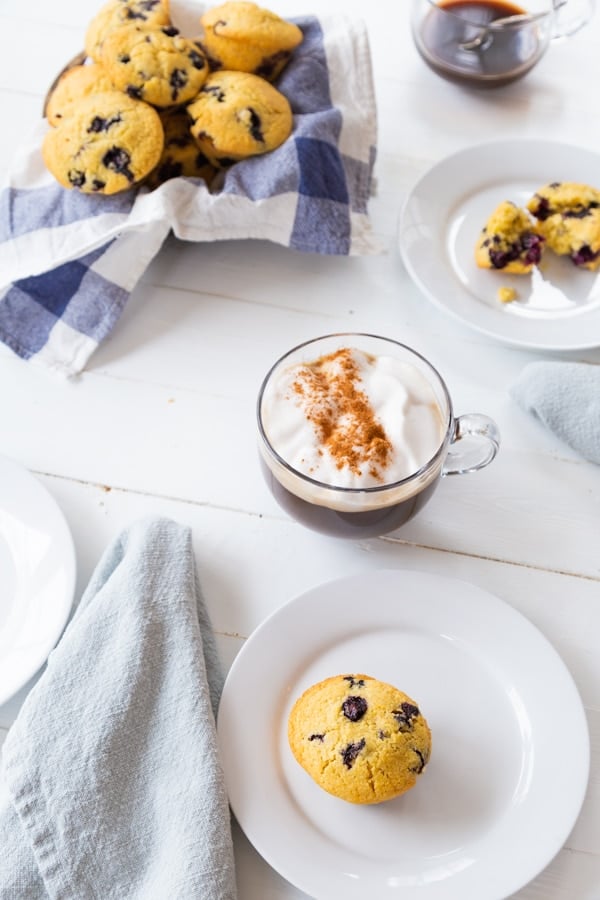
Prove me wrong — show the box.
[510,361,600,464]
[0,517,237,899]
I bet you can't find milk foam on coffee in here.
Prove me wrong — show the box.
[261,347,445,489]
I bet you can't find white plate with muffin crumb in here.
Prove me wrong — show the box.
[217,569,589,900]
[398,139,600,351]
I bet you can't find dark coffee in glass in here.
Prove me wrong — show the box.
[259,457,440,539]
[411,0,552,87]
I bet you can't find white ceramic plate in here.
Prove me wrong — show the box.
[218,569,589,900]
[398,139,600,350]
[0,455,76,706]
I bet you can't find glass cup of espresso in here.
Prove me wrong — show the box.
[257,334,500,539]
[411,0,593,87]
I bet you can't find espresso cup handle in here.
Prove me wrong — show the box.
[442,414,500,476]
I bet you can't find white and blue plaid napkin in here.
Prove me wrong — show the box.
[0,11,378,376]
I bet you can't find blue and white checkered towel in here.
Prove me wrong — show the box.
[0,10,378,376]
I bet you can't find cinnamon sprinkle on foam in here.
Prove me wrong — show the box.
[291,348,392,480]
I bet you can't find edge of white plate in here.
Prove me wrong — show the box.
[0,456,76,707]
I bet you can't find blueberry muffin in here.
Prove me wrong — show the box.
[526,181,600,270]
[100,24,209,108]
[288,674,432,805]
[45,63,116,127]
[85,0,171,62]
[42,90,164,194]
[146,106,217,187]
[187,70,292,167]
[198,1,303,82]
[475,200,544,273]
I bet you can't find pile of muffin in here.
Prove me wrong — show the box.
[475,181,600,290]
[43,0,303,195]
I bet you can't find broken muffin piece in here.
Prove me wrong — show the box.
[475,200,544,274]
[526,181,600,271]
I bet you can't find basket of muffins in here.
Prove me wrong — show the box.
[42,0,304,195]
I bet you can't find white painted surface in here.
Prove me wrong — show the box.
[0,2,599,898]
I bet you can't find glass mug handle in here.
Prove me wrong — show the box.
[551,0,593,39]
[442,414,500,476]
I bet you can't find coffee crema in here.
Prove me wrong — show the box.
[260,347,445,491]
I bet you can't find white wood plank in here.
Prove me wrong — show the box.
[0,17,83,98]
[514,847,600,900]
[22,472,600,661]
[0,2,91,30]
[1,331,598,578]
[0,93,43,172]
[0,472,597,708]
[2,478,599,728]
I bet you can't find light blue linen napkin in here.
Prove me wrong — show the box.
[0,517,237,900]
[510,361,600,464]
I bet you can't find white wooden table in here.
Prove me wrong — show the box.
[1,1,599,897]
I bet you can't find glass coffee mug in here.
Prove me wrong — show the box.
[411,0,593,87]
[257,334,500,539]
